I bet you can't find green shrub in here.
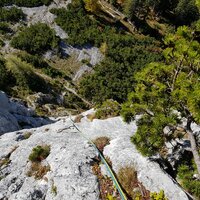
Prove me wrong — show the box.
[79,34,162,104]
[95,99,121,119]
[150,190,168,200]
[11,23,59,54]
[0,7,25,22]
[28,145,50,162]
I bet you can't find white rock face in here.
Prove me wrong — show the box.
[0,118,99,200]
[0,110,189,200]
[0,91,52,135]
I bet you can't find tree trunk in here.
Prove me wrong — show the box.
[187,129,200,176]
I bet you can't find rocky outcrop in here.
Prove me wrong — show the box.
[0,109,190,200]
[0,91,53,135]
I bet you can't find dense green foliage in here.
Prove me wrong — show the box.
[0,7,25,22]
[80,35,162,104]
[11,23,59,54]
[0,0,53,7]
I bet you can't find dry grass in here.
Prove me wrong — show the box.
[27,162,50,179]
[93,137,110,153]
[92,162,121,200]
[0,158,10,168]
[86,113,96,121]
[117,166,150,200]
[105,156,112,168]
[74,114,84,123]
[48,54,82,76]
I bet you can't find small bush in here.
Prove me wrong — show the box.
[150,190,168,200]
[11,23,59,54]
[93,137,110,153]
[23,132,32,139]
[95,99,121,119]
[29,145,50,162]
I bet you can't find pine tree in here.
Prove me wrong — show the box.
[121,25,200,176]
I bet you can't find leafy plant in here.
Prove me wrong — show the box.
[95,99,121,119]
[28,145,50,162]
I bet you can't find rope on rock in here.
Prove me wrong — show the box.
[68,116,128,200]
